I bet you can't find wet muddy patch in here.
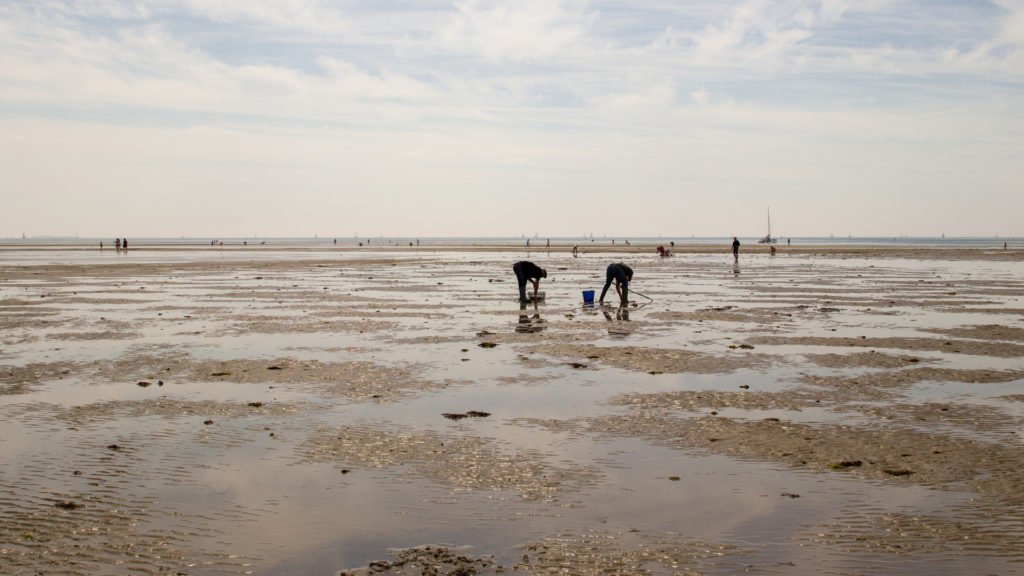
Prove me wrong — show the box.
[748,335,1024,358]
[528,344,769,375]
[2,355,442,403]
[298,425,601,501]
[0,493,255,576]
[54,397,304,426]
[512,530,755,575]
[804,350,930,369]
[46,330,140,341]
[223,315,396,335]
[799,505,1024,562]
[338,546,493,576]
[529,413,1024,504]
[798,367,1024,391]
[924,324,1024,342]
[853,401,1023,440]
[612,388,830,414]
[649,305,793,324]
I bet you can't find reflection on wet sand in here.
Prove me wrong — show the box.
[515,301,546,334]
[1,246,1024,575]
[601,303,632,337]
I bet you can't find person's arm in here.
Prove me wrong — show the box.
[530,278,540,299]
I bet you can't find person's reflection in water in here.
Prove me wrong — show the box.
[601,303,632,337]
[516,301,545,334]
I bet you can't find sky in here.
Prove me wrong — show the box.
[1,0,1023,238]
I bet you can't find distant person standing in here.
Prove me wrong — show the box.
[787,238,791,246]
[100,241,104,250]
[731,237,740,262]
[122,238,128,251]
[599,262,633,305]
[115,238,121,252]
[572,245,579,258]
[512,261,546,303]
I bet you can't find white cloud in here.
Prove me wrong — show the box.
[691,0,835,66]
[438,0,591,61]
[176,0,350,33]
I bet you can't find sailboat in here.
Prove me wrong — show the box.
[758,207,777,244]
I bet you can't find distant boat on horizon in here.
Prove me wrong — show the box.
[758,207,777,244]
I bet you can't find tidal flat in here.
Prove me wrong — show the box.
[1,244,1023,575]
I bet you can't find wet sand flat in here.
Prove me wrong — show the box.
[1,244,1023,575]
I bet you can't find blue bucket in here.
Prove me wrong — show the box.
[582,290,595,303]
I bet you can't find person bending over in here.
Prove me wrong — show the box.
[599,262,633,305]
[512,261,547,303]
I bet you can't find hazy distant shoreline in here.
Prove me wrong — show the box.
[0,236,1018,249]
[0,240,1020,267]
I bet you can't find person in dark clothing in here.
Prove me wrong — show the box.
[513,261,546,302]
[731,237,740,262]
[599,262,633,304]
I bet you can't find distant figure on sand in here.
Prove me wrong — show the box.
[731,237,740,262]
[572,245,579,258]
[513,261,547,303]
[122,238,128,251]
[100,241,103,250]
[546,238,550,248]
[787,238,791,246]
[115,238,121,252]
[770,245,777,256]
[599,262,633,305]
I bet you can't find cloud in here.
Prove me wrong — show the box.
[438,0,592,61]
[175,0,350,33]
[690,0,841,66]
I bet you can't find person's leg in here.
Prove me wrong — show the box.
[599,270,613,302]
[513,263,527,301]
[620,279,629,304]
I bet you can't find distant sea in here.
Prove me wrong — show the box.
[0,236,1017,248]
